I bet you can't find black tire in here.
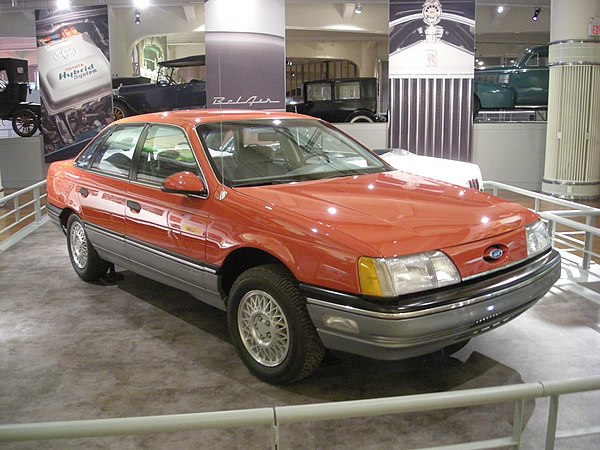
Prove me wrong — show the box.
[227,264,325,384]
[66,214,110,281]
[347,111,375,123]
[113,99,131,120]
[12,108,39,137]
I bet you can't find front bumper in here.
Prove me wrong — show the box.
[303,249,561,360]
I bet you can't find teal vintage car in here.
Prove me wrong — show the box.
[474,45,549,115]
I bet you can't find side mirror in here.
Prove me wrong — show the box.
[161,171,207,197]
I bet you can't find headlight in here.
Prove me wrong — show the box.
[526,220,552,257]
[358,251,461,297]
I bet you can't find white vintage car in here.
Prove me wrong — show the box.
[377,149,484,191]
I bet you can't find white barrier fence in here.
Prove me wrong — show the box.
[0,180,48,252]
[485,181,600,270]
[1,376,599,448]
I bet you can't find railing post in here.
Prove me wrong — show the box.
[546,219,556,242]
[583,215,594,270]
[271,408,279,450]
[534,198,541,213]
[34,187,41,223]
[511,399,524,449]
[14,197,20,222]
[545,395,559,450]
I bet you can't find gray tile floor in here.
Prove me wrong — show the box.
[1,223,599,449]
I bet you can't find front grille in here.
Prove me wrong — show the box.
[468,178,480,190]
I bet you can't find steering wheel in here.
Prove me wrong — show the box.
[295,151,331,168]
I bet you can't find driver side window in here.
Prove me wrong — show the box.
[135,125,200,185]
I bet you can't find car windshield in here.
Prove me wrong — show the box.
[196,119,392,187]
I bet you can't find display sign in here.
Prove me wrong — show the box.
[388,0,475,162]
[35,6,112,163]
[205,0,285,111]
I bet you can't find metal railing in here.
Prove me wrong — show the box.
[475,109,547,123]
[0,375,599,448]
[485,181,600,270]
[0,180,48,252]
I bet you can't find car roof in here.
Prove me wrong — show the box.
[116,109,316,127]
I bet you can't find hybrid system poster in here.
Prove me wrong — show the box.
[36,6,112,162]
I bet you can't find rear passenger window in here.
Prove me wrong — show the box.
[306,82,332,102]
[135,125,200,185]
[89,125,144,177]
[74,127,114,169]
[336,81,361,100]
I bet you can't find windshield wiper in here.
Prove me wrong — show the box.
[231,178,302,187]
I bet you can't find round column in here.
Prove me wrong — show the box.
[542,0,600,199]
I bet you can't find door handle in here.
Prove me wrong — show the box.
[127,200,141,213]
[79,187,89,197]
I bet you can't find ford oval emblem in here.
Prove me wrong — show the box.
[490,248,503,260]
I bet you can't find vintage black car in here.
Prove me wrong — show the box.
[0,58,41,137]
[286,77,385,123]
[112,55,206,119]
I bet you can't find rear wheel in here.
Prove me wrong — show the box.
[12,108,39,137]
[348,111,376,123]
[113,99,131,120]
[227,264,325,384]
[67,214,110,281]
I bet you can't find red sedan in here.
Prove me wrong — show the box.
[46,110,561,384]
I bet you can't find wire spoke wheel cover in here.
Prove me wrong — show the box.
[69,220,89,269]
[227,264,325,384]
[238,289,290,367]
[66,214,109,281]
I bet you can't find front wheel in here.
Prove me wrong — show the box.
[12,108,39,137]
[227,264,325,384]
[67,214,110,281]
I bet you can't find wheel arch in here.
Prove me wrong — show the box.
[58,207,76,234]
[346,109,376,123]
[219,247,292,301]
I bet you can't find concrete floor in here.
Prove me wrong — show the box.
[1,222,599,449]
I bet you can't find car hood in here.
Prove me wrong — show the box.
[238,171,537,257]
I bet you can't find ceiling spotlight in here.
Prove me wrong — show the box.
[496,5,504,14]
[354,2,362,14]
[532,7,541,21]
[134,9,141,24]
[56,0,70,10]
[133,0,149,8]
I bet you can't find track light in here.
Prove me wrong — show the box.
[56,0,70,10]
[532,7,540,21]
[134,9,141,24]
[354,2,362,14]
[496,5,504,14]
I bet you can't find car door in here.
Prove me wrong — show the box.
[125,124,218,304]
[512,50,549,106]
[76,124,145,261]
